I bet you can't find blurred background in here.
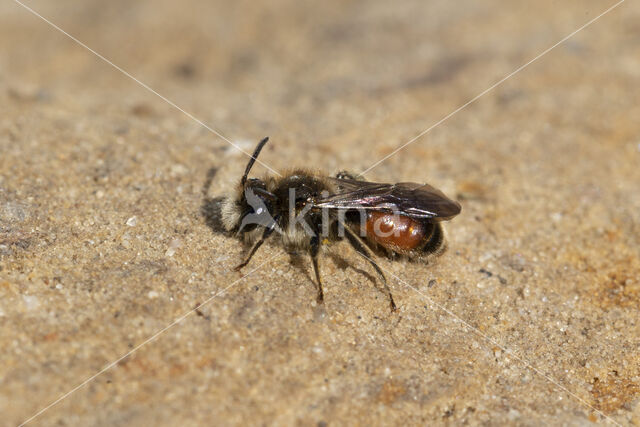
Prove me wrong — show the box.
[1,0,639,425]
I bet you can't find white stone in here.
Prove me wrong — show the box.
[23,295,40,310]
[165,238,182,257]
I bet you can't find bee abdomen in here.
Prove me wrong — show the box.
[364,212,446,259]
[419,222,446,257]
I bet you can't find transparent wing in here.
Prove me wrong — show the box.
[315,178,461,221]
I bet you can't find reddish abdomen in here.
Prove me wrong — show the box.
[365,211,426,253]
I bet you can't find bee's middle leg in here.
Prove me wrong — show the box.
[309,235,324,304]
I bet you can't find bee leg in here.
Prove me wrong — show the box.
[342,224,397,311]
[309,235,325,304]
[234,219,278,271]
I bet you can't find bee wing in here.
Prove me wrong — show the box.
[316,178,461,221]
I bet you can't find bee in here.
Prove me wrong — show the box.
[220,137,461,311]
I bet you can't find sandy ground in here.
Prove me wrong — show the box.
[1,0,640,425]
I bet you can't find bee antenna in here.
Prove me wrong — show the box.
[241,137,269,187]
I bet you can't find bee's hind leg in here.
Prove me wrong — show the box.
[309,235,325,304]
[341,224,397,311]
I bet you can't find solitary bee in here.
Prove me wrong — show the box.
[220,137,461,311]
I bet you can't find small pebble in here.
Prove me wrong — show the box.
[126,216,138,227]
[147,291,159,299]
[170,164,188,177]
[121,238,131,248]
[165,238,182,257]
[23,295,40,310]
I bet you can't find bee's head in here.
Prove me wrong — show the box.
[233,137,278,233]
[240,177,271,210]
[237,178,277,234]
[220,137,274,233]
[243,177,266,193]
